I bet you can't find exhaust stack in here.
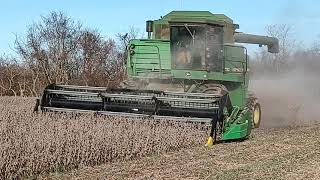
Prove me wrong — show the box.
[146,20,154,39]
[234,33,279,53]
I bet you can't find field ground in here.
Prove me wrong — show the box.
[48,125,320,180]
[1,97,320,179]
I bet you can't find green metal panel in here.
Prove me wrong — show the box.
[224,45,247,73]
[128,39,171,78]
[222,109,252,140]
[171,70,244,82]
[222,121,250,140]
[226,83,245,107]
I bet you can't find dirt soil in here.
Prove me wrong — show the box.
[46,125,320,180]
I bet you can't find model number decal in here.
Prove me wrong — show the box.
[224,68,249,72]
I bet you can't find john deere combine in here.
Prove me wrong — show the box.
[36,11,279,145]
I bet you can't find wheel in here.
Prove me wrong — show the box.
[252,102,261,128]
[197,83,227,94]
[118,80,147,89]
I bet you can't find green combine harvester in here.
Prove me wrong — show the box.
[36,11,279,146]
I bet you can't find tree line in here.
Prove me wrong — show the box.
[0,11,138,96]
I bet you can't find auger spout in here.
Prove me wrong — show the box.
[234,32,279,53]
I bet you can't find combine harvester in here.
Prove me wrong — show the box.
[35,11,279,146]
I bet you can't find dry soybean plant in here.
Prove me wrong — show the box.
[0,97,207,179]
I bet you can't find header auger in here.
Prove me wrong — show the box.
[36,11,278,145]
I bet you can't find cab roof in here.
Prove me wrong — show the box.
[159,11,233,25]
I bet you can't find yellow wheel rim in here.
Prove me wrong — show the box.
[253,106,260,125]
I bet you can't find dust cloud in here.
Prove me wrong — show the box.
[250,66,320,128]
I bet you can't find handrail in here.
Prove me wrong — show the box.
[128,44,162,78]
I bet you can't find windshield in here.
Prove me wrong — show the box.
[170,24,223,71]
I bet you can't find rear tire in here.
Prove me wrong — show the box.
[252,102,261,128]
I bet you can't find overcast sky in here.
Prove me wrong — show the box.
[0,0,319,54]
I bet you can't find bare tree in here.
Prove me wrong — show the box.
[77,30,122,87]
[15,11,81,91]
[265,24,296,72]
[252,24,297,76]
[310,34,320,54]
[0,57,24,96]
[116,26,140,60]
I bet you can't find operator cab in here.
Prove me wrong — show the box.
[170,23,223,72]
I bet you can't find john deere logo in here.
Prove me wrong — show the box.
[185,72,191,77]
